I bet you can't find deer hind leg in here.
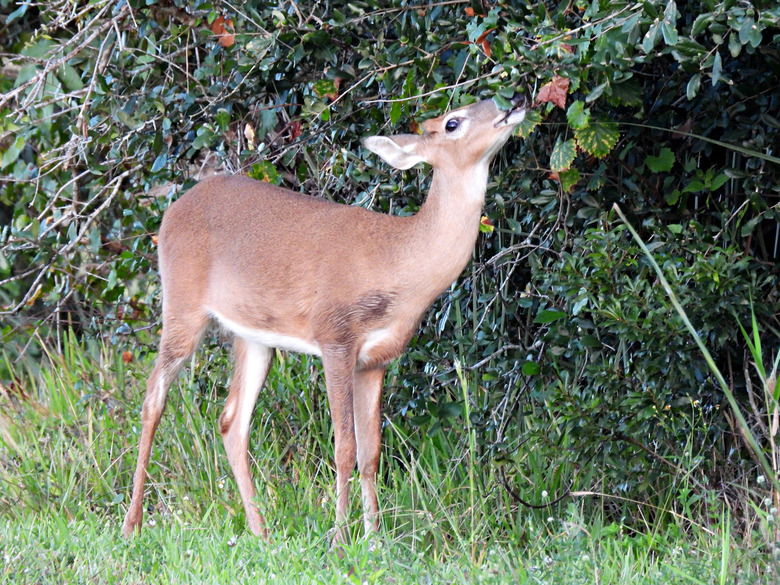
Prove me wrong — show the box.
[219,337,273,538]
[353,366,385,539]
[321,348,359,547]
[123,311,207,537]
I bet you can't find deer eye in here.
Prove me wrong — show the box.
[445,118,460,132]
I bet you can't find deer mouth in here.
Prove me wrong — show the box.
[494,92,527,128]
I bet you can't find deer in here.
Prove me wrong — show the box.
[122,92,528,547]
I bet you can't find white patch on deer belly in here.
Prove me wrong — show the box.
[209,309,322,356]
[358,328,393,364]
[238,342,272,439]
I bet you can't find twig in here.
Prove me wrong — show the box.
[467,344,522,370]
[500,468,573,509]
[569,490,717,536]
[344,0,469,25]
[362,71,498,105]
[0,2,125,110]
[1,166,140,315]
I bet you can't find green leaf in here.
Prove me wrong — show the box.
[746,20,763,48]
[259,108,278,140]
[683,178,705,193]
[1,135,24,169]
[692,13,712,36]
[151,152,167,173]
[728,31,742,57]
[575,118,619,159]
[740,216,761,237]
[686,74,701,100]
[585,81,608,103]
[115,109,141,130]
[641,20,661,53]
[571,296,588,316]
[492,94,513,111]
[313,78,338,99]
[711,51,722,87]
[645,147,675,173]
[302,30,330,46]
[661,20,678,46]
[57,64,84,92]
[559,168,581,193]
[215,108,230,132]
[192,125,216,150]
[582,334,602,348]
[550,138,577,172]
[738,17,762,48]
[661,0,678,45]
[248,161,280,184]
[521,361,541,376]
[246,33,273,55]
[609,79,643,108]
[516,108,541,139]
[504,218,523,234]
[437,401,463,419]
[566,101,590,130]
[671,38,707,58]
[665,189,681,205]
[5,1,28,23]
[534,308,567,324]
[390,101,402,125]
[21,38,53,59]
[710,173,729,191]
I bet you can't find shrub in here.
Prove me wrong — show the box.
[1,0,778,525]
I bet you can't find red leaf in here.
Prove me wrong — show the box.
[327,77,341,101]
[465,7,475,17]
[211,16,235,48]
[476,29,494,44]
[476,28,494,57]
[289,121,302,141]
[122,351,133,364]
[536,76,569,110]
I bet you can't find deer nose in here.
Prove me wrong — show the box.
[510,92,526,108]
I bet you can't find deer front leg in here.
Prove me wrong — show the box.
[353,366,385,539]
[321,348,358,547]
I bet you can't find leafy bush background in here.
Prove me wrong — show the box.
[1,0,778,525]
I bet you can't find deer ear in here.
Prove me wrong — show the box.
[362,135,426,170]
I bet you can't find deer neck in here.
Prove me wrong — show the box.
[402,163,490,302]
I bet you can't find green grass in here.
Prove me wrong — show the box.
[0,335,776,584]
[1,506,762,585]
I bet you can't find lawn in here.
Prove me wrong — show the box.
[0,336,774,584]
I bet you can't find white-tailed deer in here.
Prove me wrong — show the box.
[122,93,527,545]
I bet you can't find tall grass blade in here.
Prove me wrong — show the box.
[455,360,477,555]
[719,510,730,585]
[613,203,779,494]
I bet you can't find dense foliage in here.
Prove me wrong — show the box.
[2,0,778,526]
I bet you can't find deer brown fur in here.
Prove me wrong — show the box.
[122,93,527,546]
